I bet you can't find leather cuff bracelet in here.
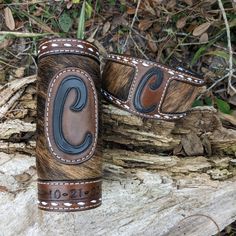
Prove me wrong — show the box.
[102,54,205,120]
[36,38,102,212]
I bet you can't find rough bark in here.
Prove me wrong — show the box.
[0,78,236,235]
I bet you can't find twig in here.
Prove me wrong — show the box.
[130,36,149,60]
[122,0,141,52]
[0,75,36,107]
[130,28,170,43]
[207,69,236,92]
[0,31,56,38]
[0,1,48,6]
[0,89,25,120]
[164,33,190,63]
[218,0,236,95]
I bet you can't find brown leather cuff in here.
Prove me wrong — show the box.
[37,179,102,212]
[36,38,102,212]
[102,53,205,120]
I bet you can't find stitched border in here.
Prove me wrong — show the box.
[38,201,101,211]
[38,49,99,61]
[39,38,98,51]
[101,89,185,120]
[38,39,99,60]
[38,179,102,185]
[45,68,98,163]
[107,54,204,82]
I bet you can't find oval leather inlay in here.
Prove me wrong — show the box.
[45,68,98,164]
[133,67,164,113]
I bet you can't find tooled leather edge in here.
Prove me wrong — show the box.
[37,178,102,212]
[45,67,98,165]
[37,38,100,62]
[101,54,205,120]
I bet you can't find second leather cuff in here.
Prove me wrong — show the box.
[102,53,205,120]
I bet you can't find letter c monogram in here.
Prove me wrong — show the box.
[134,67,164,113]
[53,76,93,155]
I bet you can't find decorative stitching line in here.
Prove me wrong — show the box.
[107,54,204,82]
[38,201,101,210]
[101,89,185,120]
[38,39,99,60]
[38,199,101,205]
[39,38,98,51]
[45,68,98,163]
[38,49,99,61]
[38,179,102,185]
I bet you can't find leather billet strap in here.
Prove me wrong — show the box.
[102,54,205,120]
[38,179,102,212]
[38,38,99,61]
[36,38,102,212]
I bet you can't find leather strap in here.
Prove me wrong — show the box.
[38,179,102,212]
[102,54,205,120]
[38,38,99,61]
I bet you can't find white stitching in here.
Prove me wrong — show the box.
[38,201,101,210]
[39,38,98,51]
[107,54,204,81]
[38,49,99,61]
[38,179,101,185]
[101,89,185,120]
[45,68,98,163]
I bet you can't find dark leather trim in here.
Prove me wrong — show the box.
[38,38,100,62]
[38,178,102,212]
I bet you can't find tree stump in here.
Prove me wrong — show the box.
[0,77,236,236]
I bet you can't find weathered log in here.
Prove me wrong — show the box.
[0,77,236,235]
[0,151,236,236]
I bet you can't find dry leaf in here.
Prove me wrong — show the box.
[0,38,12,49]
[183,0,193,5]
[4,7,15,30]
[14,172,31,183]
[199,32,209,43]
[30,17,54,33]
[15,67,25,78]
[126,7,136,15]
[102,21,111,36]
[33,7,44,16]
[229,95,236,106]
[167,0,176,9]
[142,1,156,15]
[193,22,211,36]
[138,20,153,31]
[147,34,157,53]
[176,17,187,29]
